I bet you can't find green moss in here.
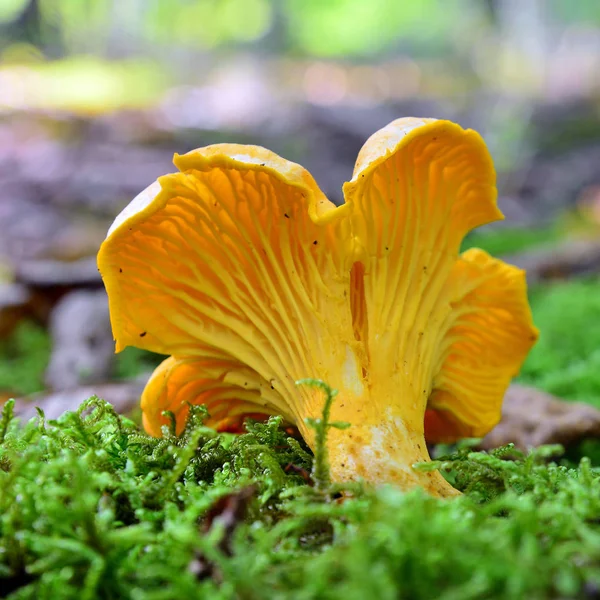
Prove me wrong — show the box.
[519,277,600,405]
[0,321,51,396]
[0,323,163,395]
[1,394,600,599]
[114,347,164,380]
[461,224,560,257]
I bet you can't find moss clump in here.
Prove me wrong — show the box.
[1,392,600,600]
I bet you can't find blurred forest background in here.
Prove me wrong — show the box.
[2,0,600,445]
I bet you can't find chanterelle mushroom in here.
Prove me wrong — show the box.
[97,117,538,497]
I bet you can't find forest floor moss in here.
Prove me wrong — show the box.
[2,394,600,600]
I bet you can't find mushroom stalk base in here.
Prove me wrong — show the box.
[301,415,460,498]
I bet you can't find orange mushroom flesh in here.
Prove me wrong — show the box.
[97,118,538,497]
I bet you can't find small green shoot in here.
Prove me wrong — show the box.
[0,398,15,443]
[295,378,350,492]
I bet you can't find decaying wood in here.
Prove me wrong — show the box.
[0,283,32,337]
[504,239,600,284]
[188,485,258,581]
[13,380,146,421]
[480,383,600,450]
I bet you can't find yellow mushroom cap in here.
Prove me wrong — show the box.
[97,117,538,496]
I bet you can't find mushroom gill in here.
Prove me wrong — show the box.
[97,117,538,497]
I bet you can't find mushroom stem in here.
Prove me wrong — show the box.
[322,420,459,497]
[297,382,460,498]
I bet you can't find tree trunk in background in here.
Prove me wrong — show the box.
[1,0,63,57]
